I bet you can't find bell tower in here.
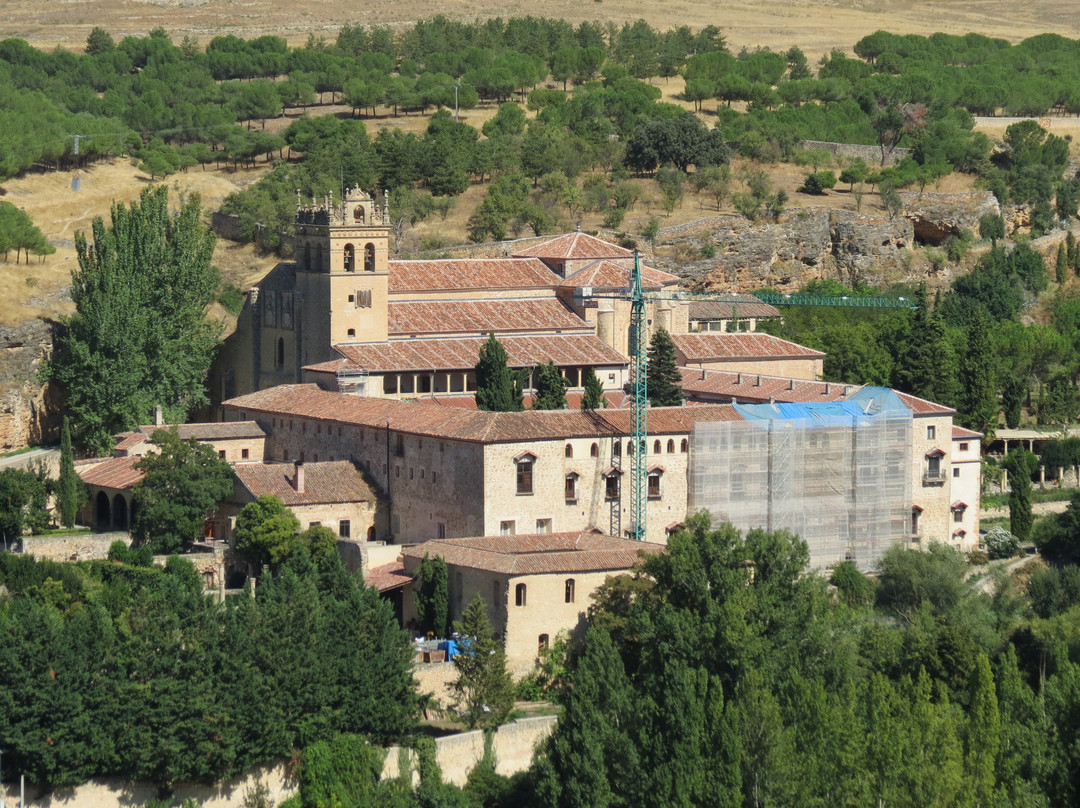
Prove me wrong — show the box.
[295,187,391,365]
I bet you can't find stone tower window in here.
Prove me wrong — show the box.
[343,243,355,272]
[515,583,527,607]
[353,205,366,223]
[364,242,376,272]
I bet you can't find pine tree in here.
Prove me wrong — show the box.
[898,289,960,407]
[1002,376,1026,429]
[55,416,86,528]
[532,361,569,410]
[582,367,605,411]
[958,308,998,439]
[1057,242,1069,284]
[450,594,515,729]
[474,334,523,412]
[646,327,684,407]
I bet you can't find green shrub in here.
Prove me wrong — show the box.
[800,171,837,195]
[218,283,245,315]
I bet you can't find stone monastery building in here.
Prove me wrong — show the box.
[215,186,979,571]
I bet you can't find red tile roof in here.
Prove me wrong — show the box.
[388,258,558,292]
[388,299,589,336]
[321,334,627,373]
[557,259,679,291]
[672,333,825,362]
[365,561,412,592]
[688,296,781,321]
[78,456,144,490]
[952,426,982,439]
[679,368,955,414]
[408,390,631,410]
[224,384,743,443]
[233,461,376,506]
[402,532,664,575]
[512,232,633,260]
[114,421,266,454]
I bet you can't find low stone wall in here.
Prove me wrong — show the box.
[382,715,557,786]
[19,533,130,562]
[802,140,911,166]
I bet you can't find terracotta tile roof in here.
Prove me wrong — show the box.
[78,456,144,490]
[388,299,589,336]
[224,384,743,443]
[402,532,665,575]
[233,461,376,506]
[408,390,631,410]
[557,259,679,291]
[114,421,266,454]
[323,334,627,373]
[512,232,633,260]
[672,333,825,362]
[365,561,412,592]
[679,368,955,415]
[689,296,781,321]
[952,426,982,439]
[388,258,558,292]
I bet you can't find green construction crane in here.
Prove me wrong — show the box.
[574,264,915,541]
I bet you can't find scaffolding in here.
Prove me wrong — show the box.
[688,388,912,570]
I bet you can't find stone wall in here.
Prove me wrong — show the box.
[802,140,911,166]
[19,533,130,561]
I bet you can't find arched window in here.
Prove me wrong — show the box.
[347,328,356,338]
[590,442,599,457]
[653,439,661,454]
[364,242,376,272]
[681,438,689,453]
[564,443,573,458]
[353,205,366,223]
[613,441,621,457]
[564,578,575,603]
[276,337,285,368]
[515,583,527,607]
[626,440,634,455]
[667,439,675,453]
[538,634,549,653]
[343,243,355,272]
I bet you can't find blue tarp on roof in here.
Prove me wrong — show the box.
[733,386,910,424]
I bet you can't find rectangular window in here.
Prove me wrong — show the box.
[926,425,936,440]
[500,520,516,536]
[959,442,969,451]
[648,473,661,498]
[339,520,351,539]
[241,448,249,459]
[437,522,446,539]
[536,518,552,534]
[605,475,620,500]
[516,460,534,495]
[218,450,226,459]
[565,475,577,501]
[432,471,438,485]
[308,521,321,528]
[954,510,964,523]
[953,467,960,478]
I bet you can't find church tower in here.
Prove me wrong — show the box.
[295,187,391,367]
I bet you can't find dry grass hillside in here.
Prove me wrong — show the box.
[5,0,1080,61]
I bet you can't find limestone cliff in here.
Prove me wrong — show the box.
[0,319,60,452]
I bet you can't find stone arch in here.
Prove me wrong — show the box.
[95,491,111,529]
[367,525,376,541]
[353,205,366,224]
[364,242,376,272]
[112,494,128,530]
[343,243,355,272]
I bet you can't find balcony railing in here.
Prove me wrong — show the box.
[923,469,948,484]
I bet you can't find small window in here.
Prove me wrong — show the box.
[517,458,534,495]
[626,440,634,455]
[500,520,516,535]
[538,633,549,652]
[613,442,621,457]
[515,583,527,607]
[218,450,226,459]
[241,448,249,459]
[953,467,960,478]
[432,471,438,485]
[911,509,921,536]
[959,442,969,451]
[565,474,577,501]
[648,472,661,498]
[590,443,599,457]
[564,578,575,604]
[954,509,964,523]
[437,522,446,539]
[536,518,552,534]
[653,439,661,454]
[680,439,689,453]
[605,474,620,500]
[339,520,351,538]
[276,337,285,369]
[667,439,675,453]
[308,521,320,528]
[409,468,414,480]
[347,328,356,338]
[565,443,573,458]
[395,434,405,457]
[927,425,936,440]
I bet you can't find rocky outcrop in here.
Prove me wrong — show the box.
[899,191,1000,245]
[0,319,61,452]
[658,208,914,291]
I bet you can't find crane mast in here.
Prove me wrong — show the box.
[628,251,647,541]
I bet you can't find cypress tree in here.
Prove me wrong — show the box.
[1004,449,1037,542]
[414,554,450,638]
[582,367,605,411]
[958,308,998,439]
[55,416,86,528]
[474,334,523,412]
[532,361,569,410]
[1002,376,1026,429]
[646,327,684,407]
[1069,231,1079,273]
[1057,242,1069,284]
[450,594,515,729]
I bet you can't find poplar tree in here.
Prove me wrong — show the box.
[582,367,605,411]
[48,186,221,454]
[646,327,684,407]
[532,361,569,410]
[474,334,523,412]
[55,416,86,528]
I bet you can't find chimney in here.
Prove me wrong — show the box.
[824,383,832,395]
[731,396,737,404]
[788,378,795,391]
[701,368,706,381]
[736,373,743,385]
[154,405,163,426]
[843,385,853,396]
[769,396,775,404]
[754,375,761,387]
[293,460,305,494]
